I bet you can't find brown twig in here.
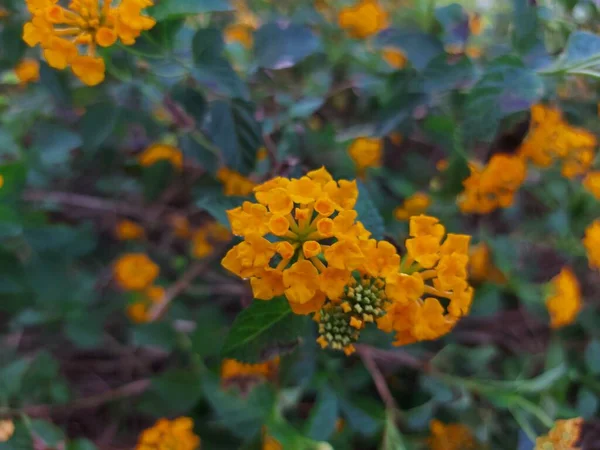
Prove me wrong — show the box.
[22,190,155,222]
[0,379,150,418]
[356,344,400,412]
[148,251,224,321]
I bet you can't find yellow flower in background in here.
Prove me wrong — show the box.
[546,267,582,329]
[458,154,527,214]
[114,253,159,291]
[469,13,483,36]
[348,137,383,174]
[428,420,477,450]
[14,58,40,85]
[583,220,600,270]
[135,417,200,450]
[217,167,256,196]
[338,0,388,39]
[225,24,254,48]
[115,219,145,241]
[469,243,506,285]
[192,222,231,258]
[535,417,583,450]
[0,420,15,443]
[518,104,597,179]
[583,171,600,199]
[221,357,279,384]
[126,285,165,323]
[138,143,183,170]
[382,47,407,69]
[0,8,9,19]
[394,192,430,221]
[23,0,155,86]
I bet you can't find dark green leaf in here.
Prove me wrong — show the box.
[306,386,338,441]
[67,439,98,450]
[585,339,600,375]
[132,322,179,351]
[29,420,65,447]
[255,23,322,70]
[221,297,307,363]
[558,31,600,66]
[152,0,231,20]
[80,103,120,152]
[380,410,407,450]
[376,30,444,70]
[0,359,30,402]
[195,188,245,226]
[355,182,385,240]
[65,315,104,349]
[33,124,82,168]
[206,100,262,174]
[339,396,383,437]
[141,370,203,416]
[577,388,598,419]
[202,374,274,439]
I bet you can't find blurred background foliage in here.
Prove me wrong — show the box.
[1,0,600,448]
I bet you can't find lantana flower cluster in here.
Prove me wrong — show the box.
[519,104,597,179]
[458,154,527,214]
[222,168,473,354]
[338,0,388,39]
[23,0,155,86]
[545,267,582,329]
[135,417,200,450]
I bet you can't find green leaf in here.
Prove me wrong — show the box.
[140,370,203,416]
[306,386,339,441]
[33,124,82,168]
[339,396,383,437]
[267,410,333,450]
[206,100,262,175]
[195,188,245,227]
[29,420,65,447]
[192,28,249,99]
[380,410,407,450]
[67,439,98,450]
[421,55,475,94]
[221,297,307,363]
[0,359,30,402]
[202,374,274,439]
[355,182,385,240]
[80,103,120,152]
[65,315,104,349]
[464,58,543,142]
[132,322,179,351]
[151,0,231,20]
[577,388,598,419]
[585,339,600,375]
[376,30,444,70]
[39,63,71,105]
[558,31,600,68]
[142,160,174,201]
[434,4,469,47]
[255,23,322,70]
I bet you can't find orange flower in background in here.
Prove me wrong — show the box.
[192,222,231,258]
[469,13,483,36]
[348,137,383,174]
[138,144,183,170]
[115,219,145,240]
[458,154,527,214]
[114,253,159,291]
[338,0,388,38]
[382,47,407,69]
[263,432,282,450]
[14,58,40,85]
[0,420,15,443]
[583,220,600,270]
[583,171,600,199]
[127,285,165,323]
[518,104,597,179]
[217,167,256,196]
[170,215,192,239]
[534,417,583,450]
[394,192,431,221]
[428,420,477,450]
[225,24,254,48]
[469,243,506,284]
[546,267,582,329]
[135,417,200,450]
[221,357,279,383]
[23,0,155,86]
